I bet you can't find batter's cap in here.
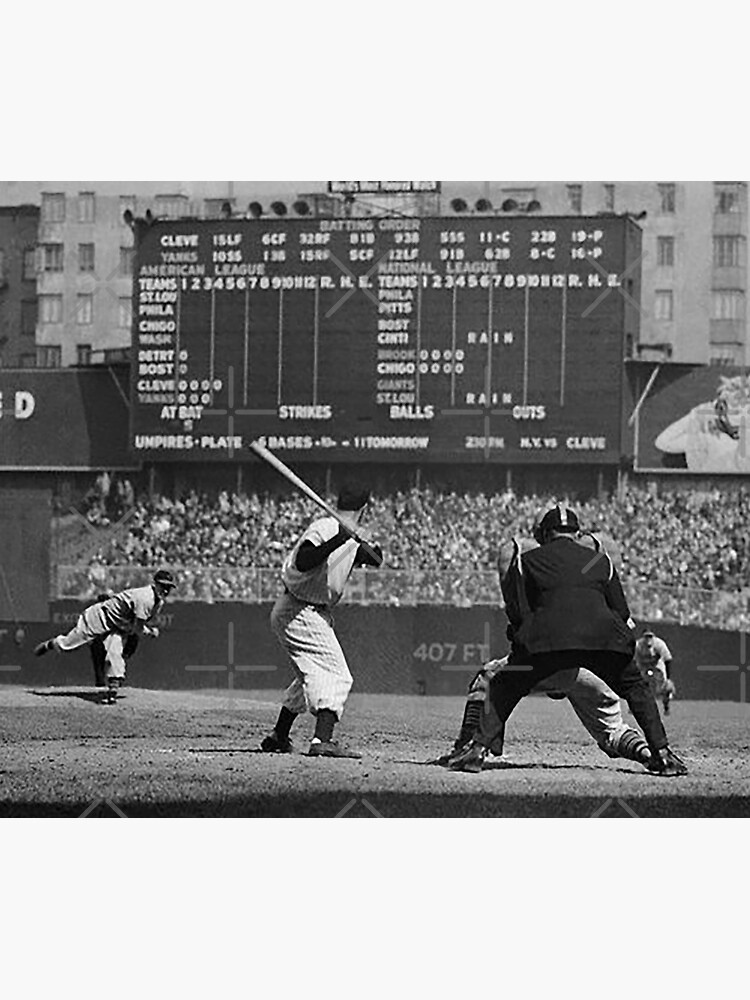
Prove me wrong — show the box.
[337,485,370,511]
[534,504,580,541]
[642,630,655,638]
[153,569,177,589]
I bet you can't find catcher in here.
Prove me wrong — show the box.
[449,506,686,776]
[434,526,652,770]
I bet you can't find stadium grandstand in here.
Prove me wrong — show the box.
[52,479,750,632]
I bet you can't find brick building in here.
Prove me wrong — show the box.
[0,205,39,367]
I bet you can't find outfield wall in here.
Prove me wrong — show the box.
[0,602,746,701]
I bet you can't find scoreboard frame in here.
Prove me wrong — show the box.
[129,213,642,465]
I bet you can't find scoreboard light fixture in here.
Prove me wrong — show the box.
[144,208,155,224]
[526,199,542,212]
[501,198,519,212]
[271,201,288,216]
[293,200,311,216]
[475,198,493,213]
[450,198,468,213]
[248,201,264,218]
[220,201,233,219]
[122,208,135,229]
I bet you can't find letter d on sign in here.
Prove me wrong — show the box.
[15,391,35,419]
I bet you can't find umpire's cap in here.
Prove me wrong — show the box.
[337,486,370,511]
[153,569,177,590]
[534,504,580,543]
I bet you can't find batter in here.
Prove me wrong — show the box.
[262,486,382,758]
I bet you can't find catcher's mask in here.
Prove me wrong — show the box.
[533,504,580,544]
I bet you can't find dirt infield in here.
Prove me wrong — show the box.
[1,685,749,817]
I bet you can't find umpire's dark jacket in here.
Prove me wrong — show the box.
[514,536,635,656]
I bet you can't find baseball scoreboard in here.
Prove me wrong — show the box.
[130,213,642,463]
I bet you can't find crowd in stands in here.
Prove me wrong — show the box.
[55,482,750,630]
[83,470,136,525]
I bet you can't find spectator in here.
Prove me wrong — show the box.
[52,482,750,630]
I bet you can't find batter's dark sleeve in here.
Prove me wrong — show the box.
[295,529,350,572]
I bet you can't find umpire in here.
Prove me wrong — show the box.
[451,505,687,776]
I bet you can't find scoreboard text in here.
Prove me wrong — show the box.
[130,214,641,462]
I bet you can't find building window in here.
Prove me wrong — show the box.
[41,243,64,272]
[76,293,93,325]
[714,182,745,215]
[657,183,676,214]
[37,345,62,368]
[712,289,746,321]
[657,236,674,267]
[713,235,745,268]
[76,344,92,366]
[118,297,133,328]
[655,290,674,320]
[23,247,37,281]
[119,246,135,276]
[78,243,95,273]
[39,294,63,324]
[155,194,189,219]
[710,347,740,366]
[120,195,137,223]
[19,353,37,369]
[78,192,96,223]
[41,192,66,223]
[567,184,583,213]
[603,184,615,212]
[21,300,37,336]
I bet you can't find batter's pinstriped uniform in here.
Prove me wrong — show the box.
[271,516,360,719]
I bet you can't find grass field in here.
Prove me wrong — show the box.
[1,685,749,817]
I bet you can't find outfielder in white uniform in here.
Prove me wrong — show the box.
[262,487,382,758]
[634,631,676,714]
[34,570,176,702]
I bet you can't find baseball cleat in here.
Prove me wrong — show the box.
[34,640,53,657]
[308,740,362,759]
[647,747,688,777]
[448,741,487,773]
[429,742,469,767]
[260,732,294,754]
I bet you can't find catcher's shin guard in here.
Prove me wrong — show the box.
[604,728,652,766]
[457,699,483,748]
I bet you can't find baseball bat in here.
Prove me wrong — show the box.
[248,440,381,563]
